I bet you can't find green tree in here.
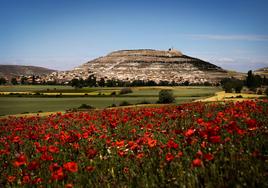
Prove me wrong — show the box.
[233,79,244,93]
[11,78,18,85]
[98,78,105,87]
[222,82,233,93]
[85,75,96,87]
[265,88,268,96]
[146,80,157,86]
[221,77,244,93]
[246,70,254,88]
[70,78,83,89]
[158,90,175,104]
[0,77,7,85]
[159,80,169,86]
[106,79,117,87]
[32,75,36,85]
[20,77,27,85]
[245,70,261,89]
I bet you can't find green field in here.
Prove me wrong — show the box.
[0,85,74,92]
[0,85,221,116]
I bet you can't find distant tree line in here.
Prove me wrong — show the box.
[221,70,268,93]
[69,75,214,88]
[0,75,64,85]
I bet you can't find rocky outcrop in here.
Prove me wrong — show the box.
[49,49,230,84]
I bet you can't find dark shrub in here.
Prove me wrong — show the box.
[110,91,116,96]
[158,90,175,104]
[136,100,151,105]
[119,88,133,95]
[265,88,268,96]
[78,104,95,109]
[257,89,263,95]
[119,101,131,106]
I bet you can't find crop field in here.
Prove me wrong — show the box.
[0,100,267,187]
[0,86,221,116]
[0,85,74,92]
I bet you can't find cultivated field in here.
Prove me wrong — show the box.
[0,86,221,116]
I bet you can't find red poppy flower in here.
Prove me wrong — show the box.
[192,158,202,167]
[28,160,40,171]
[118,150,126,157]
[48,145,59,153]
[123,167,129,174]
[22,175,31,184]
[184,128,195,137]
[115,140,125,147]
[197,118,204,124]
[49,163,61,172]
[7,175,16,183]
[209,136,221,143]
[40,152,53,161]
[51,168,64,181]
[65,183,74,188]
[63,162,78,173]
[246,119,257,131]
[147,138,157,148]
[32,177,43,184]
[196,150,203,157]
[13,154,27,167]
[136,152,144,159]
[12,136,21,143]
[177,151,183,157]
[167,140,179,149]
[165,153,175,162]
[86,166,95,172]
[87,148,98,159]
[236,129,246,135]
[204,153,214,161]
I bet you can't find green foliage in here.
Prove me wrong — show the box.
[136,100,151,105]
[221,78,244,93]
[70,78,83,89]
[265,88,268,96]
[11,78,18,85]
[0,77,7,85]
[222,81,233,93]
[257,89,263,95]
[78,103,95,109]
[110,91,116,96]
[98,78,105,87]
[106,79,117,87]
[158,89,175,103]
[109,103,117,107]
[20,77,27,85]
[85,75,97,87]
[119,101,131,106]
[119,87,133,95]
[246,70,262,89]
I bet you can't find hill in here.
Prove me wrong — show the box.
[48,49,237,84]
[0,65,56,80]
[254,67,268,76]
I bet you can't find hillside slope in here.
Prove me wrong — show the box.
[0,65,56,79]
[48,49,236,84]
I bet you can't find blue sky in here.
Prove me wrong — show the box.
[0,0,268,72]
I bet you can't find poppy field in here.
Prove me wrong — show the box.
[0,100,268,187]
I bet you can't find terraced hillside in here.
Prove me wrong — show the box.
[48,49,232,84]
